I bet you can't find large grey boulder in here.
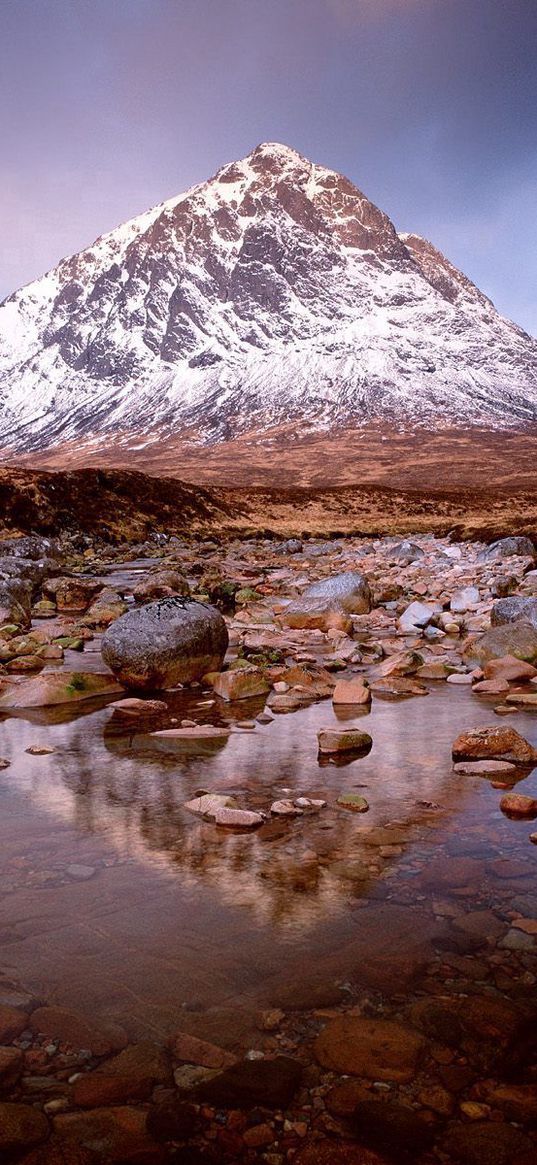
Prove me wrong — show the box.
[491,597,537,629]
[0,557,60,590]
[483,536,536,561]
[463,621,537,665]
[385,541,424,566]
[102,597,229,691]
[0,536,61,561]
[0,579,32,628]
[302,571,372,614]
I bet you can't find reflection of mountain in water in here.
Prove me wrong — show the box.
[0,686,483,932]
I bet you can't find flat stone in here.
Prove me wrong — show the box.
[452,725,537,765]
[29,1007,127,1056]
[214,807,265,829]
[193,1055,303,1108]
[0,1102,49,1155]
[453,759,517,777]
[72,1041,171,1108]
[270,799,304,817]
[506,691,537,706]
[151,725,230,742]
[293,1144,389,1165]
[337,793,369,812]
[314,1017,424,1082]
[171,1032,236,1069]
[317,728,372,755]
[484,654,537,681]
[53,1107,158,1161]
[0,671,123,708]
[183,793,236,818]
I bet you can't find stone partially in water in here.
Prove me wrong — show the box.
[0,671,123,709]
[210,665,269,701]
[453,759,517,777]
[317,728,372,755]
[193,1055,303,1108]
[464,621,537,665]
[101,597,228,690]
[0,1103,49,1156]
[184,793,236,818]
[332,678,371,705]
[500,793,537,818]
[337,793,369,813]
[0,578,32,629]
[213,807,265,829]
[303,571,372,614]
[452,725,537,765]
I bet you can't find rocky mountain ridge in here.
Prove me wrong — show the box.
[0,141,536,456]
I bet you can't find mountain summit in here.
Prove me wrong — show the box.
[1,141,536,455]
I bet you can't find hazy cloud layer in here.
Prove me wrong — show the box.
[1,0,536,333]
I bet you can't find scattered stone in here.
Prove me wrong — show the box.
[171,1032,236,1069]
[500,793,537,817]
[193,1055,303,1108]
[183,793,236,818]
[452,725,537,765]
[453,759,517,777]
[214,807,265,829]
[270,799,304,817]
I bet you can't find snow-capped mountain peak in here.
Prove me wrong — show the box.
[0,142,536,455]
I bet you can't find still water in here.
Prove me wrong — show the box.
[0,683,536,1044]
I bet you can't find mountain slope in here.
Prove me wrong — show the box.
[0,141,536,455]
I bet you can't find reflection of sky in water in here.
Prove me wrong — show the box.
[2,685,537,938]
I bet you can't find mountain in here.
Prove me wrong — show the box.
[0,141,536,458]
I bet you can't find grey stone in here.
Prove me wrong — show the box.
[102,597,228,690]
[491,596,537,628]
[303,570,371,614]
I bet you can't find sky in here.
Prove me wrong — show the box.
[1,0,536,334]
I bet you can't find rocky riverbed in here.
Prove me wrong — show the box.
[1,529,537,1163]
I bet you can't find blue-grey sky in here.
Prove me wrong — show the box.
[2,0,536,334]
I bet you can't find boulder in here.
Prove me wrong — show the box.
[0,578,31,628]
[315,1016,424,1082]
[332,678,371,705]
[398,600,441,632]
[72,1041,172,1107]
[483,654,537,681]
[0,535,61,561]
[101,597,228,690]
[452,726,537,766]
[485,536,536,560]
[302,571,372,614]
[133,570,190,602]
[279,597,352,634]
[385,540,424,565]
[192,1055,302,1108]
[463,621,537,665]
[43,576,103,612]
[214,807,265,829]
[0,671,123,709]
[491,596,537,628]
[450,586,480,612]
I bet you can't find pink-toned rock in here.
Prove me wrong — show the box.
[210,666,269,701]
[0,1005,27,1042]
[29,1007,127,1056]
[452,725,537,765]
[72,1042,171,1108]
[53,1107,157,1162]
[314,1016,424,1082]
[500,793,537,818]
[453,759,517,777]
[484,654,537,682]
[43,576,103,612]
[332,678,371,705]
[0,1046,24,1087]
[0,1103,49,1155]
[0,672,123,709]
[213,807,265,829]
[472,678,510,694]
[171,1032,237,1069]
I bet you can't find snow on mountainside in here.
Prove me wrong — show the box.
[0,141,536,455]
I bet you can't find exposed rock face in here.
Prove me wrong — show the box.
[1,142,536,459]
[101,597,228,690]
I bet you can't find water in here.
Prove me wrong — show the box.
[1,680,536,1044]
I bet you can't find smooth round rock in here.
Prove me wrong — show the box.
[102,597,228,690]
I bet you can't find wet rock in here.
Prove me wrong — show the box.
[29,1007,127,1057]
[53,1107,157,1162]
[15,1136,97,1165]
[352,1099,437,1158]
[279,598,353,634]
[146,1099,198,1142]
[332,678,371,705]
[109,697,168,721]
[314,1017,424,1082]
[500,793,537,818]
[441,1120,533,1165]
[452,725,537,765]
[0,1046,24,1089]
[453,759,517,777]
[293,1144,389,1165]
[0,671,123,709]
[0,578,32,628]
[303,571,372,614]
[483,1083,537,1124]
[210,665,269,701]
[151,725,230,749]
[270,799,304,817]
[376,650,423,677]
[337,793,369,813]
[472,677,510,693]
[214,807,265,829]
[0,1103,49,1155]
[72,1042,171,1108]
[464,621,537,665]
[506,691,537,706]
[0,1004,27,1042]
[183,793,237,819]
[193,1055,303,1108]
[42,577,103,612]
[101,597,228,690]
[317,728,372,755]
[171,1032,236,1070]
